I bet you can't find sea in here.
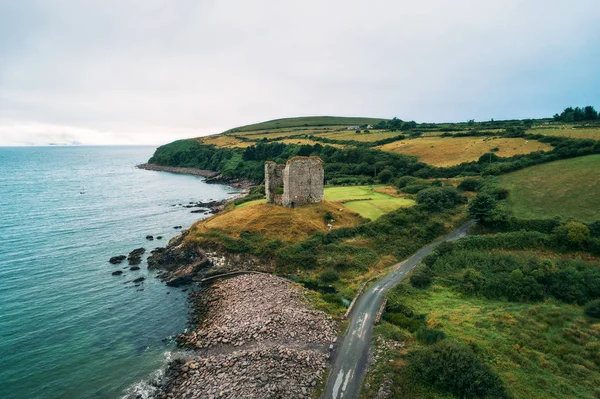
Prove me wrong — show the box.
[0,146,239,399]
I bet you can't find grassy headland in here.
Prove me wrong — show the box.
[146,109,600,398]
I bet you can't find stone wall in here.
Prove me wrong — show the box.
[264,161,285,205]
[265,156,324,207]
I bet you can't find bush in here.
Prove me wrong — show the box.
[553,221,591,249]
[409,341,508,398]
[416,186,466,211]
[458,178,481,192]
[319,269,339,283]
[416,328,447,345]
[410,266,433,289]
[584,299,600,318]
[384,313,423,332]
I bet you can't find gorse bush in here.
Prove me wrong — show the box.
[409,341,509,398]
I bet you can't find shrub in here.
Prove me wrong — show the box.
[461,268,485,295]
[416,328,447,345]
[384,313,423,332]
[584,299,600,318]
[458,178,481,192]
[319,269,339,283]
[416,186,466,211]
[409,341,508,398]
[553,221,591,249]
[410,266,433,289]
[322,293,344,306]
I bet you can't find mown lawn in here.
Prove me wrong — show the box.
[324,185,415,220]
[237,185,415,220]
[499,154,600,222]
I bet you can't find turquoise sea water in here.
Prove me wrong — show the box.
[0,146,237,399]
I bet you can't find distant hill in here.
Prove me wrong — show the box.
[224,116,387,133]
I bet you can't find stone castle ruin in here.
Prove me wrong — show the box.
[265,156,324,207]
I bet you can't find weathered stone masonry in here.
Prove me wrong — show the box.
[265,156,324,207]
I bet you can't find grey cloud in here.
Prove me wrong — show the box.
[1,0,599,145]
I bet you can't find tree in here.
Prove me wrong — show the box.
[553,221,591,249]
[584,105,598,120]
[416,186,466,211]
[377,168,394,183]
[388,117,403,131]
[468,193,497,222]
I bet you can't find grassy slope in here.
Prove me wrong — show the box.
[365,282,600,399]
[225,116,386,133]
[499,154,600,221]
[238,186,416,220]
[191,201,365,243]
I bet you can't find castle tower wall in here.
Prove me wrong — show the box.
[265,162,285,205]
[265,156,324,208]
[281,157,324,207]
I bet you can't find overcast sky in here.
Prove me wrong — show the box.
[1,0,599,146]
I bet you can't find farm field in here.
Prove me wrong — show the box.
[225,116,385,133]
[377,136,553,166]
[314,130,403,142]
[199,135,255,148]
[273,138,348,149]
[238,185,415,220]
[323,185,415,220]
[499,154,600,222]
[232,128,333,140]
[529,126,600,140]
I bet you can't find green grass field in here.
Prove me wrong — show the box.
[237,185,415,220]
[499,154,600,221]
[324,185,415,220]
[366,283,600,399]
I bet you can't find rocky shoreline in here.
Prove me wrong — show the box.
[129,167,338,398]
[137,163,256,189]
[151,274,338,399]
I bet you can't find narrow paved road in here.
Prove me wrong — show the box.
[322,221,474,399]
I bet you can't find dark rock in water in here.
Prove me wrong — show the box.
[146,235,154,240]
[128,247,146,265]
[156,236,163,240]
[190,209,204,213]
[109,255,126,264]
[129,266,141,271]
[129,247,146,257]
[132,277,145,284]
[112,270,124,276]
[173,226,182,229]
